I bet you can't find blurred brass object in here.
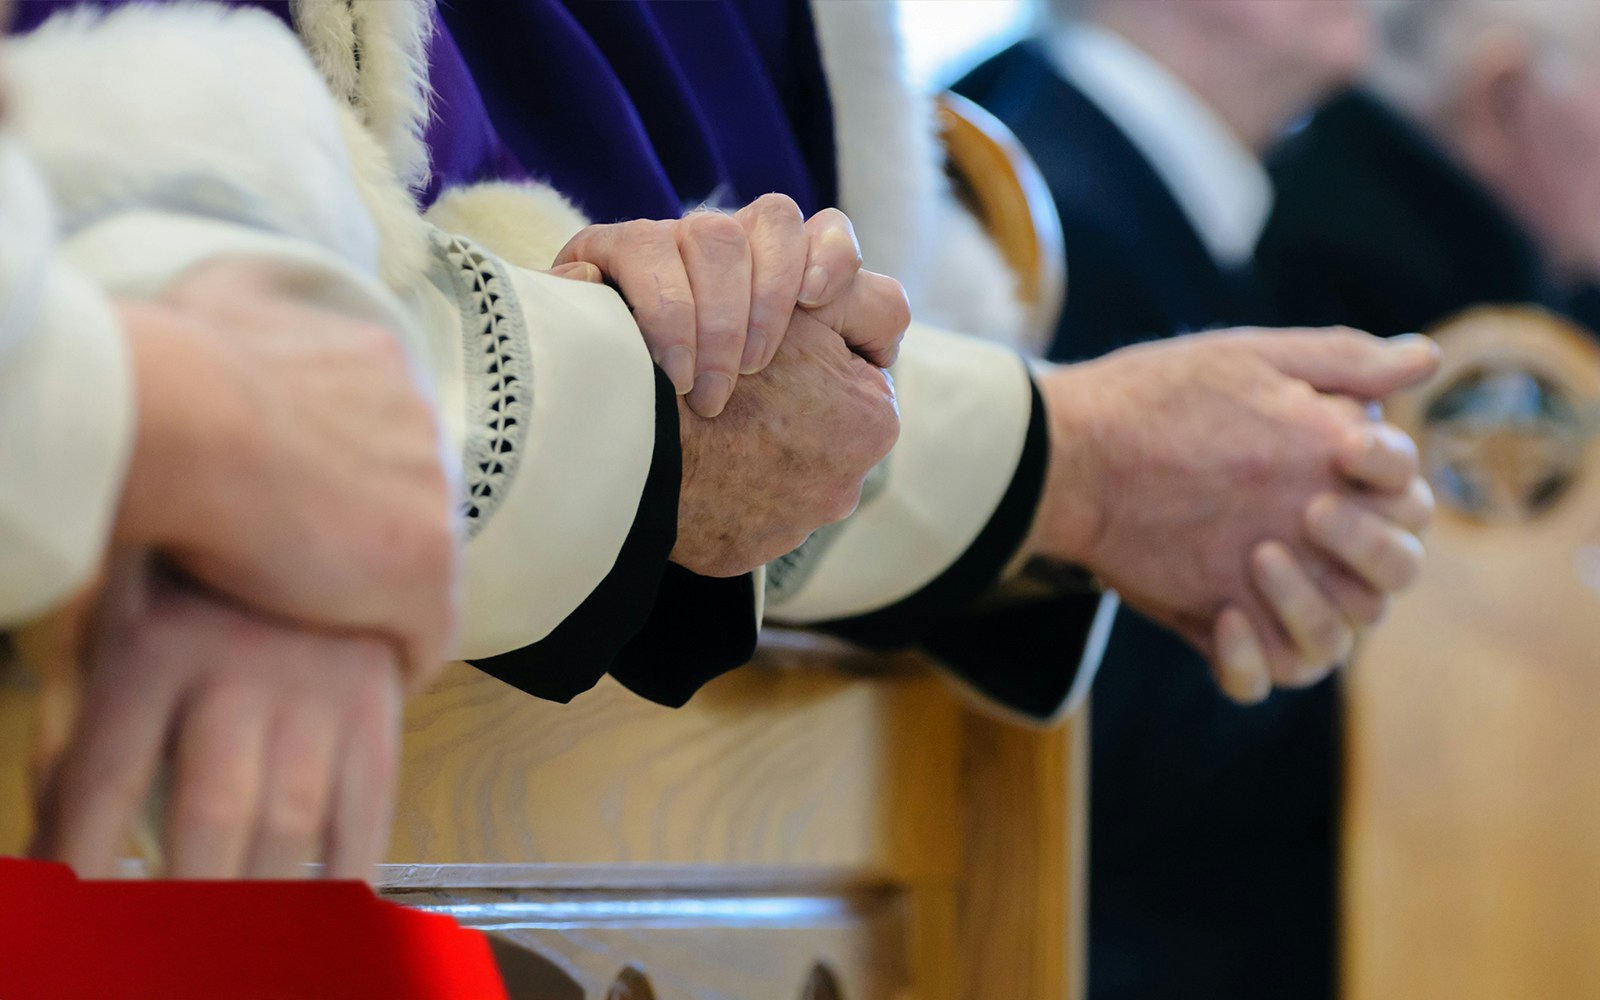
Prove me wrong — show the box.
[1345,306,1600,1000]
[1384,306,1600,524]
[937,91,1067,349]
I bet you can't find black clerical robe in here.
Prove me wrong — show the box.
[957,41,1339,1000]
[1260,89,1597,337]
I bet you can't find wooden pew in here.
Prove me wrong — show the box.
[376,640,1085,1000]
[1344,308,1600,999]
[0,641,1087,1000]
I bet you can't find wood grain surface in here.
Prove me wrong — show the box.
[1345,309,1600,1000]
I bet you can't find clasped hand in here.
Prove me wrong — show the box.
[1034,328,1440,702]
[557,196,909,577]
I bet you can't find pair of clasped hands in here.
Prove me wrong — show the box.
[562,196,1435,705]
[24,194,1435,882]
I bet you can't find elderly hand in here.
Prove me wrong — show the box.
[553,195,905,417]
[28,559,403,880]
[113,260,459,689]
[671,308,901,577]
[1031,328,1440,700]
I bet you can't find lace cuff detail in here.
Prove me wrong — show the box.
[434,231,532,536]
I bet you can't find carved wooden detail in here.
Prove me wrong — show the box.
[484,934,584,1000]
[605,966,655,1000]
[802,962,845,1000]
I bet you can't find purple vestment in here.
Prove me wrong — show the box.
[11,0,836,219]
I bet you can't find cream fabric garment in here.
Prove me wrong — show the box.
[5,4,665,658]
[0,141,132,626]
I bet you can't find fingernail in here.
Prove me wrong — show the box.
[657,346,695,395]
[688,371,734,418]
[740,329,767,375]
[799,265,829,307]
[1387,332,1440,360]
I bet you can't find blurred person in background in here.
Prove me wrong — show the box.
[1260,0,1600,338]
[956,2,1378,998]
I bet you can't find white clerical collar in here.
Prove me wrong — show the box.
[1045,22,1273,268]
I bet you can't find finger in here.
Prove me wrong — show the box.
[546,261,604,284]
[323,670,402,880]
[1293,549,1393,628]
[1252,541,1354,682]
[1212,606,1273,705]
[165,682,270,878]
[798,208,864,309]
[244,698,340,879]
[678,212,754,417]
[1337,422,1421,495]
[736,194,807,373]
[1305,493,1427,593]
[561,223,698,394]
[814,270,911,368]
[1251,330,1441,400]
[1356,475,1435,536]
[28,678,173,877]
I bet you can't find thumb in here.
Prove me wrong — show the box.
[546,261,605,284]
[1253,330,1441,400]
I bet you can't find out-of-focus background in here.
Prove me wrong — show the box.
[906,2,1600,1000]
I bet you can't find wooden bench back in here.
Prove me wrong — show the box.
[1345,308,1600,999]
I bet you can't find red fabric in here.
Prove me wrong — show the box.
[0,859,510,1000]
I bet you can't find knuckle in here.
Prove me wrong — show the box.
[751,192,804,225]
[878,277,913,335]
[683,211,748,250]
[819,482,865,525]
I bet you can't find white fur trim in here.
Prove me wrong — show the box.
[424,181,593,272]
[920,202,1035,352]
[291,0,434,192]
[330,102,434,290]
[810,0,1032,352]
[7,3,380,273]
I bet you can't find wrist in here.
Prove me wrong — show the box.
[1023,365,1110,571]
[114,302,244,552]
[668,394,705,568]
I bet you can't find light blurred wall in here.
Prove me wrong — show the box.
[896,0,1037,89]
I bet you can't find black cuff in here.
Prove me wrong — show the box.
[818,378,1052,649]
[607,565,759,707]
[918,591,1104,721]
[467,366,683,703]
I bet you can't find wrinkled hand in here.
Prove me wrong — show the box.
[1213,420,1434,701]
[1032,328,1440,700]
[554,195,906,417]
[114,260,459,688]
[28,559,403,880]
[671,309,901,577]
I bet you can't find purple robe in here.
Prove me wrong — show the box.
[11,0,835,219]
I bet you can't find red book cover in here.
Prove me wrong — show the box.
[0,859,510,1000]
